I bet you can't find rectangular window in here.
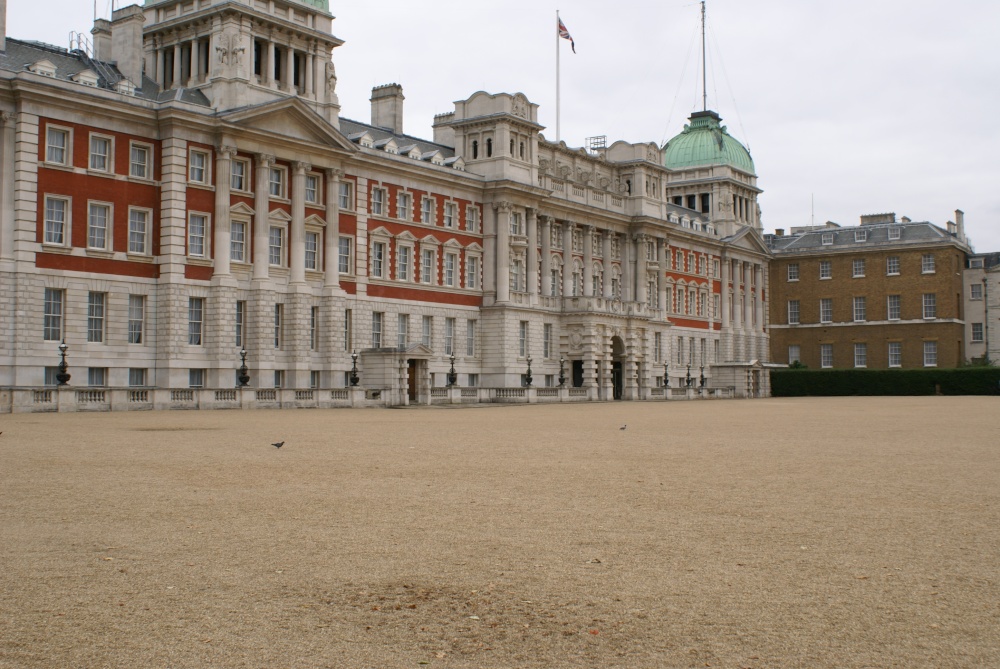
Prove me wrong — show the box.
[654,332,662,363]
[310,371,320,389]
[89,135,112,172]
[371,188,385,216]
[465,206,479,233]
[188,297,204,345]
[128,295,145,344]
[888,226,901,240]
[338,237,352,274]
[854,229,867,242]
[87,292,106,343]
[397,192,411,220]
[421,248,435,284]
[819,260,832,279]
[128,208,150,254]
[189,149,209,183]
[397,313,409,348]
[188,213,208,257]
[921,254,935,273]
[344,309,353,351]
[421,198,434,224]
[854,343,867,368]
[466,319,476,357]
[787,300,800,325]
[820,343,833,368]
[543,323,552,358]
[510,259,525,293]
[43,288,63,341]
[305,174,320,204]
[310,306,319,350]
[887,294,901,320]
[853,296,866,322]
[371,241,386,278]
[971,283,983,300]
[922,293,936,319]
[87,202,110,250]
[444,202,457,228]
[231,158,248,191]
[273,303,284,349]
[372,311,385,348]
[821,233,834,245]
[852,259,865,277]
[231,221,247,262]
[46,127,69,164]
[519,320,528,357]
[269,226,285,266]
[130,143,152,179]
[189,369,204,388]
[235,300,246,347]
[422,315,432,348]
[338,181,353,210]
[269,166,286,198]
[888,342,902,368]
[923,341,937,367]
[886,256,900,275]
[129,368,147,387]
[787,263,799,281]
[444,252,457,286]
[397,245,412,281]
[444,317,455,355]
[44,196,68,245]
[305,231,319,271]
[87,367,107,386]
[467,373,479,387]
[820,298,833,323]
[971,322,984,343]
[788,344,801,364]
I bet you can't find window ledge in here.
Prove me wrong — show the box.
[85,249,114,258]
[126,253,155,263]
[187,182,215,192]
[40,244,72,254]
[886,272,900,277]
[186,257,213,266]
[86,169,115,178]
[42,161,75,172]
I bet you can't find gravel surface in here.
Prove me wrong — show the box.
[1,397,998,668]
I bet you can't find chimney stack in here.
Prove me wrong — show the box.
[110,4,145,87]
[371,84,404,135]
[91,19,112,61]
[774,228,784,236]
[955,209,966,242]
[1,0,7,52]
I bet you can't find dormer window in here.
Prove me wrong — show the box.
[71,69,100,87]
[821,233,834,245]
[888,226,901,240]
[854,229,867,242]
[29,59,57,78]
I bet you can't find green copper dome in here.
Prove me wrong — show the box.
[663,110,755,174]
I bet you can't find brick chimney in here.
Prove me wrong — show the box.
[110,4,145,87]
[371,84,404,134]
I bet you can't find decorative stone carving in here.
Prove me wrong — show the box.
[569,328,584,351]
[257,153,276,167]
[538,158,551,175]
[216,33,245,65]
[217,144,238,158]
[494,201,512,213]
[295,161,311,173]
[598,176,611,190]
[512,94,529,119]
[646,147,659,163]
[325,61,337,94]
[577,169,592,184]
[325,167,344,180]
[557,164,572,179]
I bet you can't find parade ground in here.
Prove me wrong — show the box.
[1,397,997,668]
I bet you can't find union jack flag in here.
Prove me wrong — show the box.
[558,17,576,53]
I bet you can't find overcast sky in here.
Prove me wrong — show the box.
[9,0,1000,250]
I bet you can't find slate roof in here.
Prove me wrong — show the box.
[767,221,965,254]
[0,38,210,106]
[339,117,455,156]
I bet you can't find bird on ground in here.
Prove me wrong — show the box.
[619,424,627,431]
[272,441,284,449]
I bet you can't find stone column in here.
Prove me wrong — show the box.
[562,222,574,297]
[0,113,15,262]
[191,38,200,84]
[253,154,275,280]
[602,232,613,298]
[290,162,308,284]
[213,145,236,277]
[324,168,342,289]
[172,43,182,88]
[744,261,753,333]
[539,215,551,297]
[622,231,633,302]
[635,234,648,306]
[156,47,165,87]
[583,225,594,297]
[526,208,539,298]
[285,45,295,93]
[658,238,668,315]
[754,263,764,333]
[732,259,742,332]
[495,202,510,303]
[721,255,731,328]
[305,49,314,97]
[266,40,276,86]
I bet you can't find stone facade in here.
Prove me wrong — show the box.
[767,214,971,370]
[0,0,771,408]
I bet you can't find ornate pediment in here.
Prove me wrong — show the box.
[219,98,356,151]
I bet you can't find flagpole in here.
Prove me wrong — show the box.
[556,10,561,142]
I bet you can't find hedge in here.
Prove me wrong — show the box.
[770,367,1000,396]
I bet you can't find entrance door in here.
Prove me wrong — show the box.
[612,361,623,400]
[571,360,584,387]
[407,359,418,401]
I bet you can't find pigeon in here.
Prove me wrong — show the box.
[619,424,627,431]
[272,441,284,449]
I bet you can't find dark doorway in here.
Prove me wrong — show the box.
[571,360,584,387]
[612,361,623,400]
[407,359,418,401]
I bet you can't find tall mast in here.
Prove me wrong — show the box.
[701,0,707,112]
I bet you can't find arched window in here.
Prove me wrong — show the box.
[471,140,478,159]
[486,138,493,157]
